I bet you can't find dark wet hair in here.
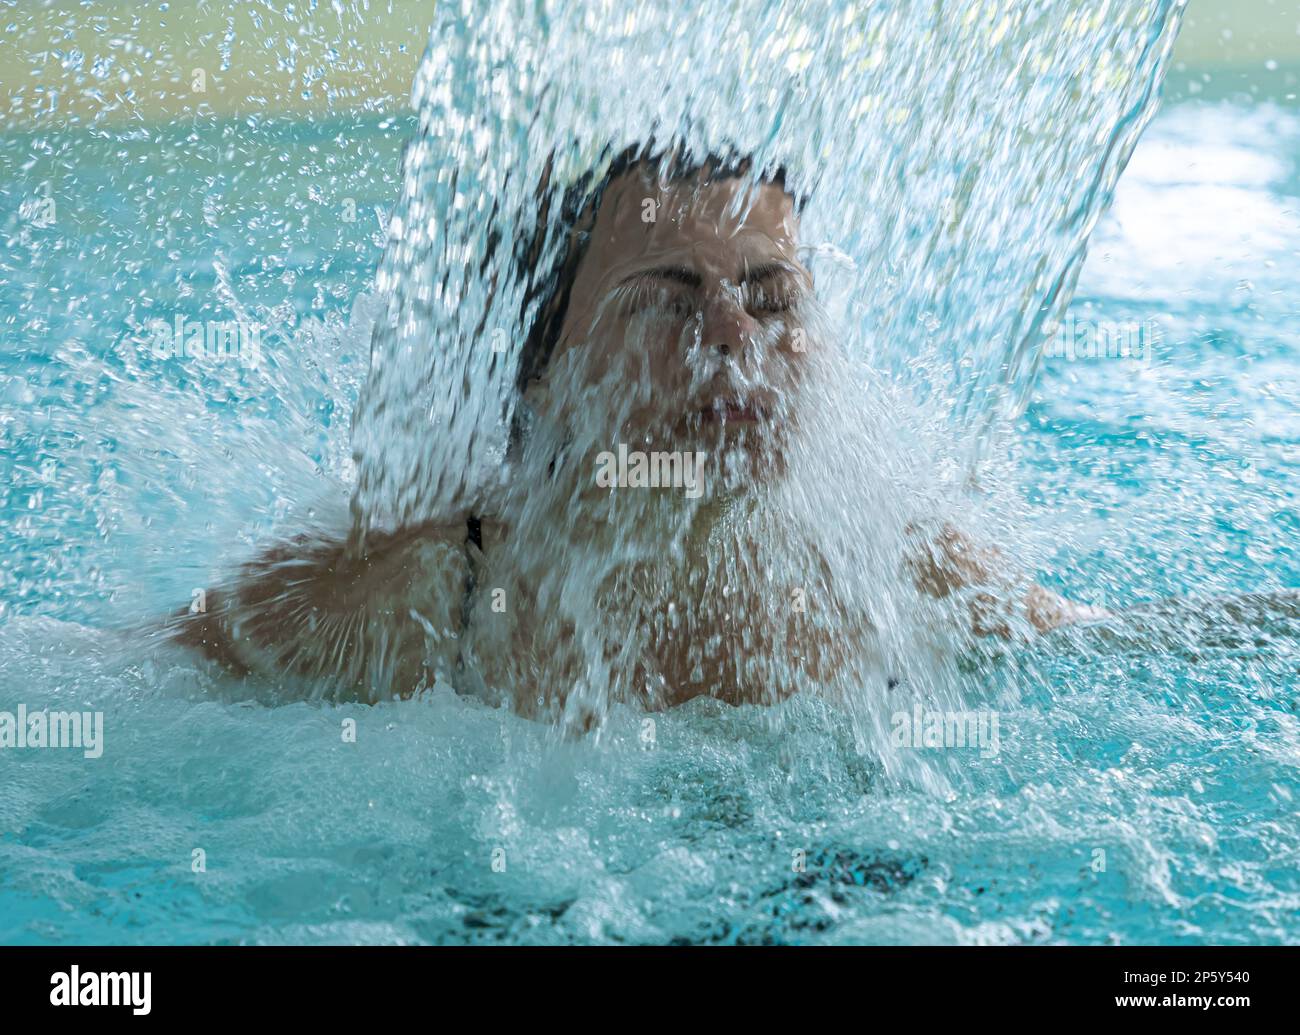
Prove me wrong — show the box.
[497,140,803,448]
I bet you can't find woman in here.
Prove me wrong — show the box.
[171,141,1112,719]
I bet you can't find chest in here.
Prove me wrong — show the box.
[462,552,863,710]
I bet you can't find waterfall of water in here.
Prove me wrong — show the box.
[336,1,1190,762]
[351,0,1187,535]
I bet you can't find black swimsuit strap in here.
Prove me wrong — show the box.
[453,516,483,687]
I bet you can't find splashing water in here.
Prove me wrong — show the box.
[341,0,1188,769]
[4,1,1300,945]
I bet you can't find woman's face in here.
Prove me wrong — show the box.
[528,167,818,482]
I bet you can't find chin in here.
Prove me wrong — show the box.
[711,432,790,494]
[623,410,793,491]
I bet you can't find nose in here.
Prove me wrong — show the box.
[700,294,758,358]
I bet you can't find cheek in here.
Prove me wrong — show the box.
[746,322,802,375]
[779,320,811,356]
[604,313,694,385]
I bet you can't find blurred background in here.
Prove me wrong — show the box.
[2,0,1299,127]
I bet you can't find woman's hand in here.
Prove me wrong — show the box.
[908,523,1107,637]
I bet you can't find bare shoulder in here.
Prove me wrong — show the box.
[173,520,475,700]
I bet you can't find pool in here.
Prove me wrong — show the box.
[2,89,1298,944]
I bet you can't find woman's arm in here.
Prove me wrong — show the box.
[170,522,472,701]
[908,524,1299,648]
[1062,590,1300,655]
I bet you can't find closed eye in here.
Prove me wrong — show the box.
[611,263,806,318]
[743,279,804,315]
[612,274,699,319]
[741,262,806,316]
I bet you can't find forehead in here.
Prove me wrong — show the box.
[578,169,800,277]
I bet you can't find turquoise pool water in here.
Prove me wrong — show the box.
[1,97,1297,944]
